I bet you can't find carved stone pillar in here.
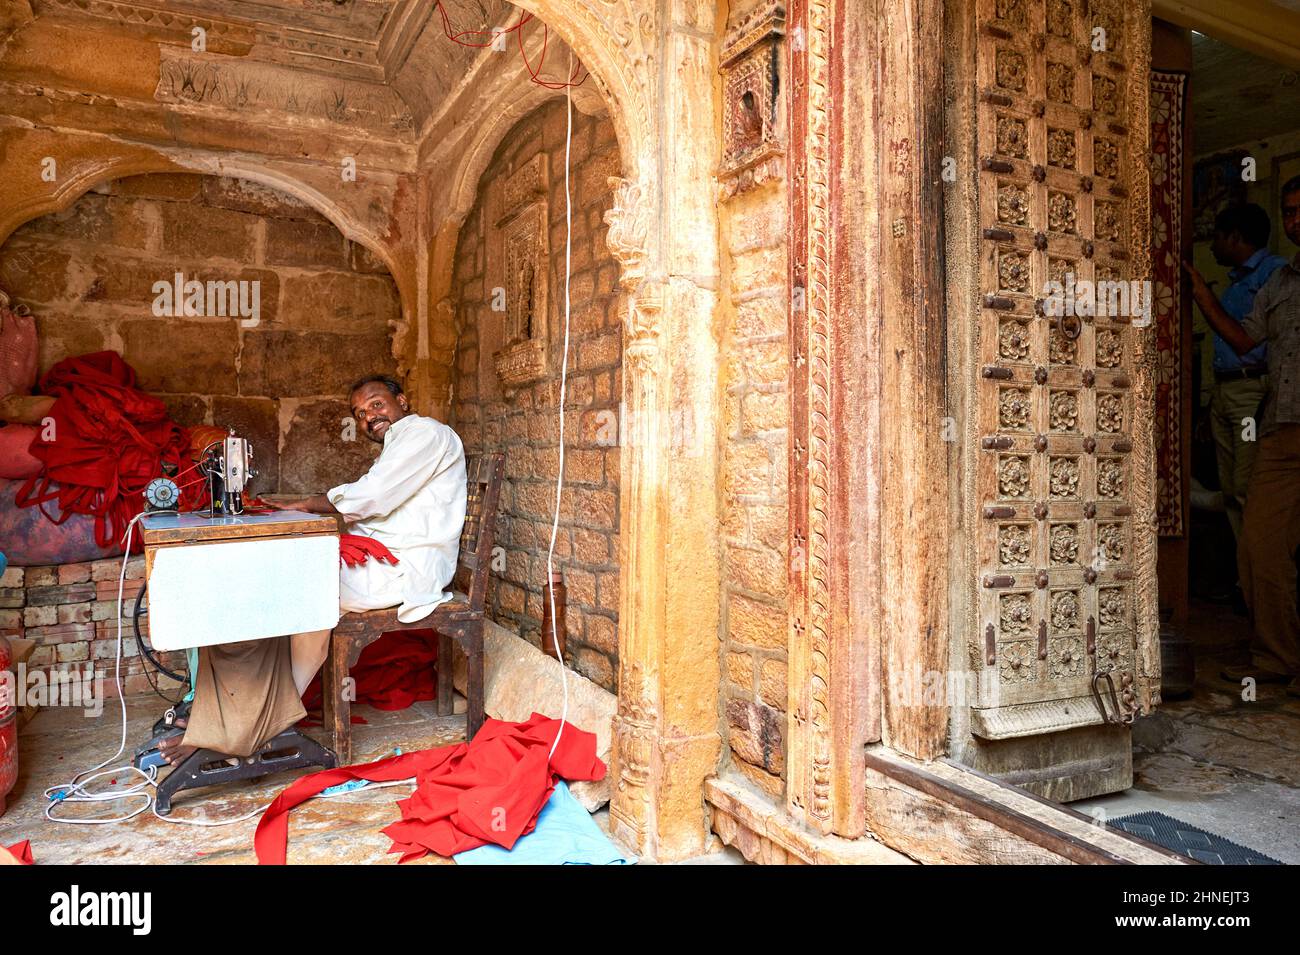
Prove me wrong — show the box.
[604,178,723,858]
[603,1,724,860]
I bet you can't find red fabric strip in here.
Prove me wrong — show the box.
[4,840,34,865]
[339,533,400,568]
[254,714,605,865]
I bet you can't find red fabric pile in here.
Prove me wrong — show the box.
[300,628,439,718]
[15,352,197,548]
[254,714,606,864]
[339,533,399,568]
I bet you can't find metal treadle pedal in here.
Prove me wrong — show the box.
[153,728,337,815]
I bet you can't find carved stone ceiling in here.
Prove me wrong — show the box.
[27,0,515,135]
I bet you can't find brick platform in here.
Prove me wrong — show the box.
[1,557,187,699]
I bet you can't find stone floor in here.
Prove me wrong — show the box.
[7,602,1294,866]
[14,614,1291,866]
[1,692,743,865]
[1076,600,1300,864]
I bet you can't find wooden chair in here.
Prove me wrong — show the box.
[321,452,505,765]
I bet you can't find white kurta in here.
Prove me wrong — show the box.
[327,414,467,623]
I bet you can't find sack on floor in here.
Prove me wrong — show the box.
[0,477,123,565]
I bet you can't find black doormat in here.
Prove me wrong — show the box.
[1108,811,1282,865]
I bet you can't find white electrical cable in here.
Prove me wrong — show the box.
[544,61,575,762]
[45,511,168,824]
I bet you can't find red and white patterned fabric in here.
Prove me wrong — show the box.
[1150,70,1187,537]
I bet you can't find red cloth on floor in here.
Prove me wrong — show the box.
[339,533,399,568]
[254,714,606,864]
[301,628,439,714]
[15,352,197,548]
[4,840,33,864]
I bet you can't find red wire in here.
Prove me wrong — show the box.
[433,1,587,89]
[435,1,533,47]
[517,19,588,90]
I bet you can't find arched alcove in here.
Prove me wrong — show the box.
[446,97,625,693]
[0,171,405,494]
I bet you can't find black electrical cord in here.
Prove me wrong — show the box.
[132,581,190,699]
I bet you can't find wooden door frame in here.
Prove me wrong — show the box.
[786,0,951,839]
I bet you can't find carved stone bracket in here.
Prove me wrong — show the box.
[604,175,649,288]
[493,336,547,391]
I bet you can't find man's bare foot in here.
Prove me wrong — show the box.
[158,720,197,765]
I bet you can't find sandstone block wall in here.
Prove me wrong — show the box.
[0,172,400,495]
[719,154,791,795]
[451,101,622,692]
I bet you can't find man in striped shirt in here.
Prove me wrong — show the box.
[1185,176,1300,696]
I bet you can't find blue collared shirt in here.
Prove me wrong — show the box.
[1214,248,1287,372]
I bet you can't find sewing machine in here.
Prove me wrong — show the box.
[131,443,344,809]
[144,434,255,517]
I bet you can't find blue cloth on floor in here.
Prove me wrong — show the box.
[454,781,634,865]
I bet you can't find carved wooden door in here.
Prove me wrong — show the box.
[962,0,1159,739]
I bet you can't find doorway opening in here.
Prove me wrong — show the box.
[1073,19,1300,864]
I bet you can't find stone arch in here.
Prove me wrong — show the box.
[443,82,566,228]
[500,0,654,195]
[417,4,693,861]
[1,167,410,495]
[415,9,648,422]
[0,148,417,333]
[433,3,724,864]
[0,154,183,247]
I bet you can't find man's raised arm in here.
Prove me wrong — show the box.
[1183,258,1264,355]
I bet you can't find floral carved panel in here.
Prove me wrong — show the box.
[965,0,1154,737]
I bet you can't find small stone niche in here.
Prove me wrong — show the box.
[493,155,550,393]
[719,4,786,193]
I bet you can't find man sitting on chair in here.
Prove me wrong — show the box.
[159,375,467,764]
